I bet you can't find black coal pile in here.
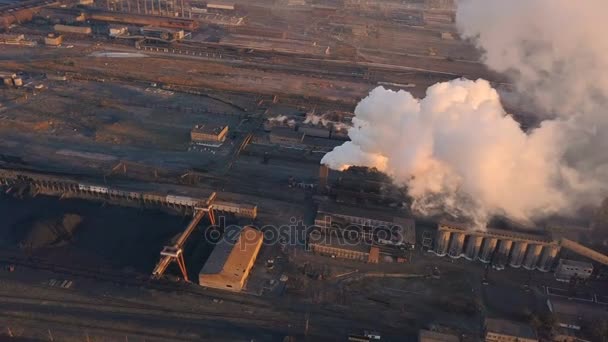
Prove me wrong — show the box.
[18,214,82,250]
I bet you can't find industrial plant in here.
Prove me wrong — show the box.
[1,0,607,341]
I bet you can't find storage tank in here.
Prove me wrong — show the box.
[522,244,543,270]
[538,245,560,272]
[448,232,465,258]
[464,235,483,260]
[479,237,497,263]
[492,239,513,270]
[509,241,528,268]
[434,230,450,256]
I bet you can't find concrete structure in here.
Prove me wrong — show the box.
[269,127,305,146]
[44,33,63,46]
[435,222,560,271]
[464,235,483,260]
[479,237,497,263]
[554,259,593,282]
[190,124,228,144]
[447,232,465,258]
[522,244,543,270]
[199,226,263,291]
[484,318,538,342]
[509,241,528,268]
[434,229,450,256]
[418,330,459,342]
[494,239,513,270]
[538,245,560,272]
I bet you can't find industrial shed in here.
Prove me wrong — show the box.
[198,226,263,291]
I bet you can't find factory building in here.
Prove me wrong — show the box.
[198,226,263,292]
[484,318,538,342]
[191,124,228,144]
[434,222,560,271]
[309,239,371,262]
[554,259,593,282]
[315,202,416,249]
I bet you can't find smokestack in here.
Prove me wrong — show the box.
[319,164,329,190]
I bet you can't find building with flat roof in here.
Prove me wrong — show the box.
[269,127,305,147]
[554,259,593,282]
[44,33,63,46]
[191,124,229,144]
[308,229,372,262]
[548,298,608,332]
[315,202,416,249]
[484,318,538,342]
[198,226,263,291]
[418,329,459,342]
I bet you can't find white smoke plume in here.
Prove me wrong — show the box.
[322,0,608,227]
[267,115,296,127]
[304,112,352,132]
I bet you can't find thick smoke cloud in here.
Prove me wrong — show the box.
[457,0,608,117]
[322,1,608,227]
[323,80,574,226]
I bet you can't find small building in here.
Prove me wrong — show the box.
[190,124,229,144]
[554,259,593,282]
[418,330,460,342]
[198,226,263,291]
[108,25,128,37]
[484,318,538,342]
[269,127,305,146]
[44,33,63,46]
